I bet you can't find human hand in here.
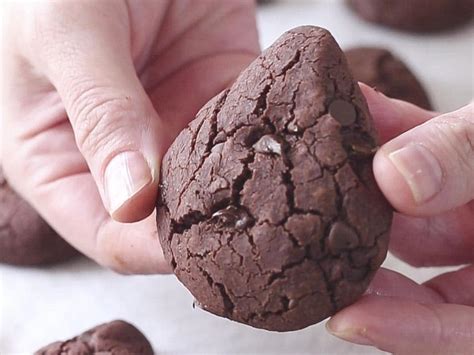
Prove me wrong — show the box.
[1,0,259,274]
[327,84,474,354]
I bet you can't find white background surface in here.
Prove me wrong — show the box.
[1,1,473,354]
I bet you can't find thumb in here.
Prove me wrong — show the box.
[374,103,474,216]
[327,295,474,355]
[26,2,163,222]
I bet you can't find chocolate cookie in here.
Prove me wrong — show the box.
[156,26,393,331]
[345,46,432,110]
[0,168,77,265]
[35,320,153,355]
[347,0,474,32]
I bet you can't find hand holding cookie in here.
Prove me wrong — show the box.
[1,0,259,273]
[2,0,473,352]
[327,84,474,354]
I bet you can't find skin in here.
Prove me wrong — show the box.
[1,2,473,353]
[1,0,259,273]
[327,85,474,355]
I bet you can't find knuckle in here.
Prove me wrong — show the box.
[434,116,474,174]
[95,228,133,275]
[70,82,135,157]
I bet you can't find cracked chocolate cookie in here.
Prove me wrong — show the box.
[345,46,432,110]
[347,0,474,33]
[35,320,153,355]
[156,26,393,331]
[0,167,77,265]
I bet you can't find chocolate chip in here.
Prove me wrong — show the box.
[350,143,378,156]
[211,142,225,154]
[211,206,252,230]
[213,131,227,144]
[329,99,356,126]
[328,221,359,254]
[253,134,285,155]
[287,121,301,133]
[288,299,297,309]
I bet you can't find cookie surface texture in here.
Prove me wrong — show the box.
[157,26,393,331]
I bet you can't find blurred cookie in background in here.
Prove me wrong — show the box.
[345,46,432,109]
[35,320,154,355]
[0,167,78,266]
[347,0,474,33]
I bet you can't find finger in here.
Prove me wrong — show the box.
[366,266,474,306]
[389,207,474,267]
[373,103,474,216]
[424,265,474,306]
[40,155,169,274]
[328,267,474,353]
[145,0,260,144]
[60,177,169,275]
[360,84,474,266]
[359,83,436,144]
[365,268,443,304]
[366,266,474,307]
[327,295,474,355]
[4,107,168,274]
[22,1,164,222]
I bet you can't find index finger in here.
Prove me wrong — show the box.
[362,83,474,267]
[359,82,436,144]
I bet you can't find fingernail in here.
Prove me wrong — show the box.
[104,151,153,215]
[326,319,373,346]
[388,143,443,204]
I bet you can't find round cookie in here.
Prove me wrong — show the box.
[156,26,393,331]
[347,0,474,33]
[345,46,432,110]
[35,320,154,355]
[0,168,77,265]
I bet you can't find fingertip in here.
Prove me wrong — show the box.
[373,147,416,215]
[358,82,435,144]
[326,317,372,347]
[359,81,435,117]
[359,82,404,143]
[358,81,393,109]
[327,296,423,352]
[110,180,157,223]
[326,296,376,346]
[358,82,389,118]
[103,150,159,223]
[358,82,380,101]
[327,296,474,354]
